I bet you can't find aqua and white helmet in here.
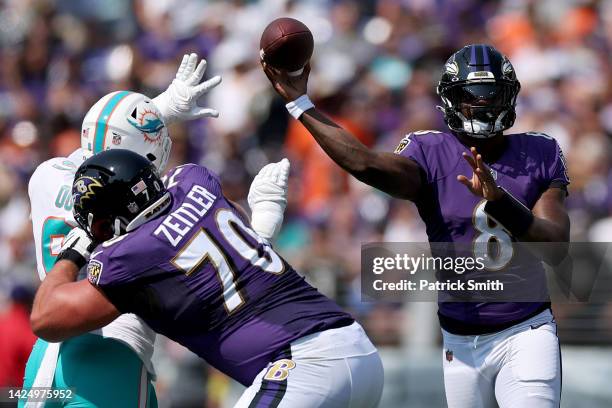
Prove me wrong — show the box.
[81,91,172,171]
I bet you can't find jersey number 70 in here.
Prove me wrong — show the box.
[171,209,284,314]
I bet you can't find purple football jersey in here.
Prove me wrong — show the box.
[395,130,569,331]
[87,164,353,385]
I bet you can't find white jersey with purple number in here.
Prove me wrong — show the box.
[28,148,156,374]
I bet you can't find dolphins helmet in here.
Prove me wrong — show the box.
[437,44,521,138]
[81,91,172,171]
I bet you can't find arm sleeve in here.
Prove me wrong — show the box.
[87,237,166,315]
[87,249,141,313]
[547,140,570,191]
[394,133,431,183]
[87,250,129,288]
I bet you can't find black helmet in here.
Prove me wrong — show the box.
[72,149,171,241]
[437,44,521,138]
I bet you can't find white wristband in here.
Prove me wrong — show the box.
[285,95,314,119]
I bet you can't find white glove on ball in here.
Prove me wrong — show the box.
[153,53,222,125]
[248,159,290,240]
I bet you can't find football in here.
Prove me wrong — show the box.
[260,17,314,76]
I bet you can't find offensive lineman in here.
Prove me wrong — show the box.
[30,149,384,408]
[24,54,223,407]
[263,44,569,407]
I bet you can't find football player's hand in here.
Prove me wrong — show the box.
[153,53,222,125]
[57,228,96,268]
[457,147,504,201]
[248,158,290,240]
[262,60,310,103]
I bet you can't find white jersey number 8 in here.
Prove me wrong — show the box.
[473,201,513,270]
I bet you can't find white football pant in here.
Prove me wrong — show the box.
[442,309,561,408]
[234,322,384,408]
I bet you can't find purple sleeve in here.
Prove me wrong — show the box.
[87,248,133,289]
[546,139,570,190]
[394,133,431,182]
[87,247,151,314]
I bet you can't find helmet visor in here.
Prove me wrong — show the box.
[447,83,512,106]
[444,82,515,122]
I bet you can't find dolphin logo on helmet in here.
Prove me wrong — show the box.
[127,115,165,136]
[81,91,172,171]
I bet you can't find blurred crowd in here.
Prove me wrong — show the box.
[0,0,611,406]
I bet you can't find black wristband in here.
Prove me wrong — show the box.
[56,249,87,269]
[483,187,534,238]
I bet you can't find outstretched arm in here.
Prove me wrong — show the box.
[262,62,423,201]
[30,229,120,342]
[153,53,222,125]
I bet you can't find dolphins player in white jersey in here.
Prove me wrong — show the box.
[22,53,230,407]
[24,53,291,407]
[25,51,293,407]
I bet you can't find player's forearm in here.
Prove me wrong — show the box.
[299,109,421,200]
[519,218,569,266]
[31,261,113,341]
[484,187,569,265]
[522,188,570,242]
[521,217,569,243]
[299,108,370,171]
[31,260,80,340]
[520,189,570,264]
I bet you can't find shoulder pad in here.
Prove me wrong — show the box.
[409,130,445,137]
[394,130,446,154]
[524,131,555,141]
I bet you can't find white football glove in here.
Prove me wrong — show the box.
[153,53,222,125]
[57,227,94,268]
[248,159,290,240]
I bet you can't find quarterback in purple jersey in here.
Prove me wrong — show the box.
[31,150,383,407]
[263,44,569,407]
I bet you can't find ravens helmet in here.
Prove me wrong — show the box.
[72,149,171,242]
[437,44,521,138]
